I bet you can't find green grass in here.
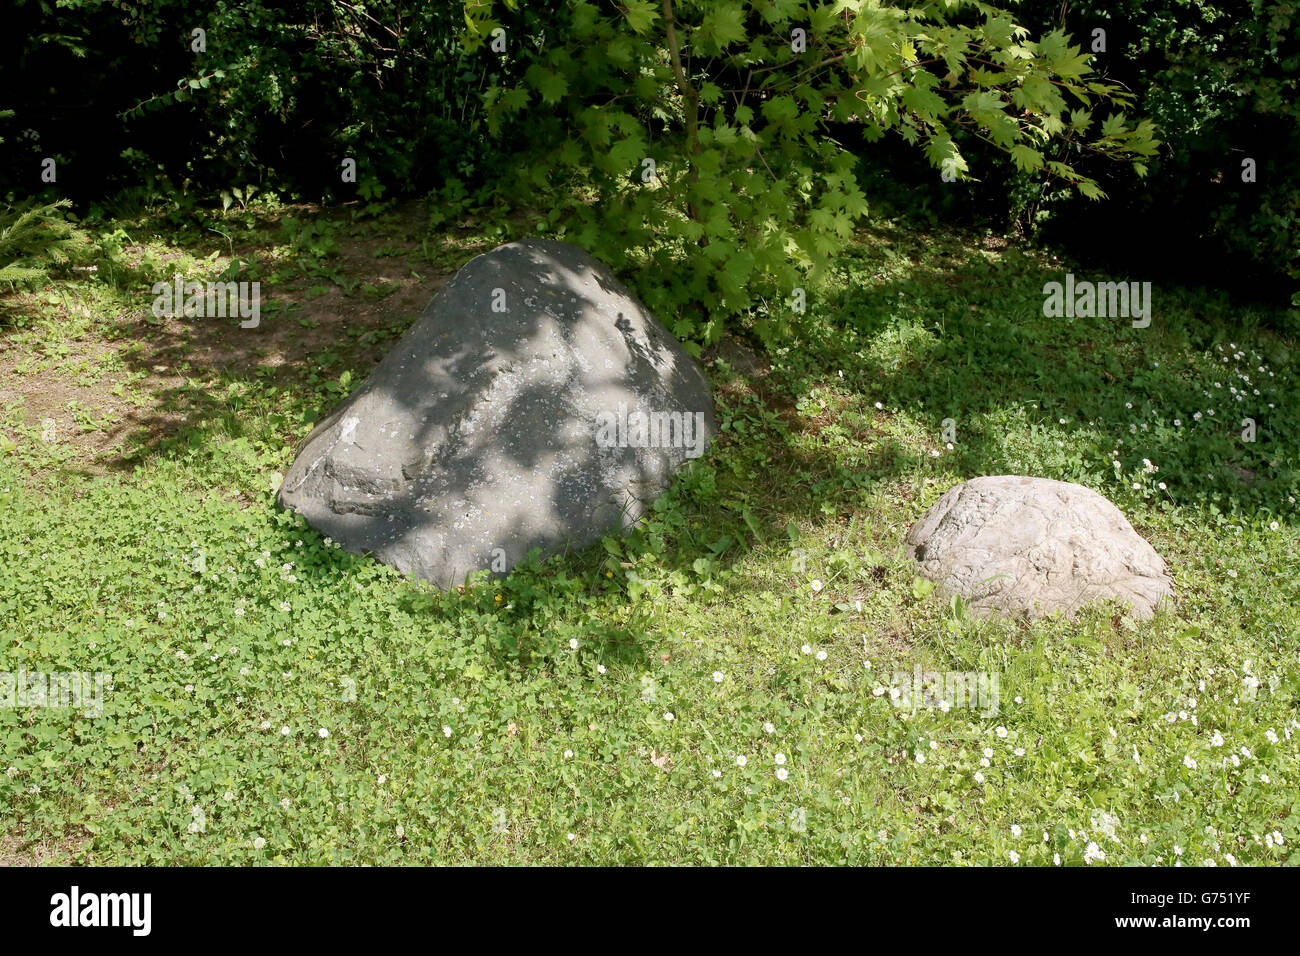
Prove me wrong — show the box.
[1,210,1297,865]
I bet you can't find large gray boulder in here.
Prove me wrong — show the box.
[278,239,716,587]
[904,475,1173,620]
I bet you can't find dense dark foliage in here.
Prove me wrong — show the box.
[3,0,1295,316]
[3,0,521,207]
[866,0,1299,303]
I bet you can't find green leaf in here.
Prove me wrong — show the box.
[623,0,659,34]
[701,3,746,50]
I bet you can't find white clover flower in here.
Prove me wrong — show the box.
[253,837,266,850]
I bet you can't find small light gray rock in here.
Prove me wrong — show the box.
[904,475,1173,620]
[278,238,715,588]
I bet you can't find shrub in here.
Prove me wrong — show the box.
[463,0,1156,345]
[0,199,92,286]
